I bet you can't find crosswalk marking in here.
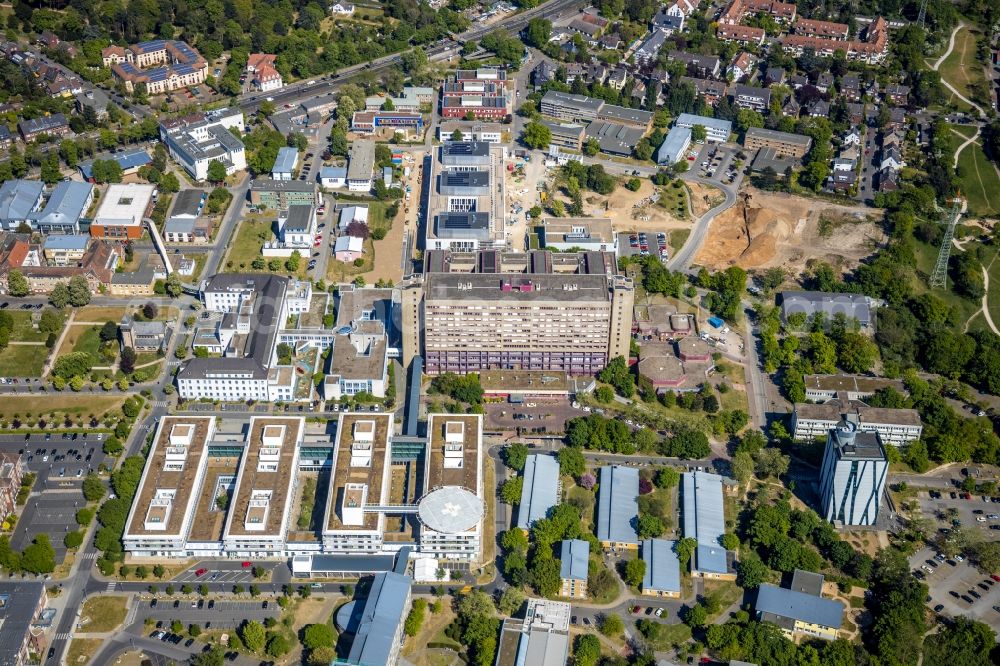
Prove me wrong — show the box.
[106,582,116,592]
[55,632,72,640]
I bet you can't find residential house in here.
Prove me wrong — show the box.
[681,77,727,106]
[728,52,757,82]
[732,84,770,111]
[18,113,69,141]
[755,570,845,640]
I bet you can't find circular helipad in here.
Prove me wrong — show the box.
[418,486,484,533]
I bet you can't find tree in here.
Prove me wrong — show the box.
[404,598,427,636]
[265,633,290,658]
[675,537,697,569]
[21,534,55,574]
[49,283,69,308]
[120,346,136,375]
[497,586,526,616]
[165,274,183,297]
[67,275,91,306]
[597,356,634,397]
[600,613,624,637]
[655,467,679,489]
[637,514,664,539]
[524,17,552,47]
[302,623,335,651]
[206,160,227,183]
[574,634,601,666]
[753,448,789,479]
[82,474,105,502]
[64,531,83,549]
[557,446,585,477]
[503,443,529,471]
[530,555,561,597]
[683,603,708,627]
[240,620,266,653]
[624,558,646,587]
[192,646,225,666]
[522,121,552,150]
[731,450,754,486]
[500,476,523,504]
[691,124,708,142]
[7,270,28,297]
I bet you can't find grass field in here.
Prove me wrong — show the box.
[669,229,690,255]
[66,638,103,665]
[938,25,985,107]
[953,138,1000,217]
[70,326,103,359]
[0,345,47,377]
[75,306,128,322]
[0,395,125,426]
[224,218,310,279]
[8,311,55,342]
[80,595,128,632]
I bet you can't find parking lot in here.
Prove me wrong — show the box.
[916,489,1000,541]
[483,398,582,433]
[173,567,260,585]
[11,496,84,559]
[618,230,671,262]
[909,544,1000,629]
[138,599,280,631]
[692,143,740,185]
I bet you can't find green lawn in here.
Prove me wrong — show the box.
[660,182,689,219]
[0,345,47,377]
[953,137,1000,217]
[224,218,310,279]
[9,311,56,342]
[938,25,986,105]
[669,229,690,255]
[71,326,103,359]
[910,237,996,334]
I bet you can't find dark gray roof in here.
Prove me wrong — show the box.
[790,569,824,596]
[756,583,844,630]
[0,582,44,662]
[560,539,589,581]
[283,204,313,232]
[170,189,207,218]
[779,290,873,325]
[347,572,411,665]
[596,465,638,545]
[517,454,560,530]
[599,104,653,126]
[250,178,316,193]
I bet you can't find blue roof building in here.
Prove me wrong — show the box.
[0,180,44,229]
[657,125,692,165]
[345,571,412,665]
[641,538,681,597]
[559,539,589,598]
[596,465,639,549]
[272,146,298,180]
[28,181,94,233]
[79,149,151,181]
[516,454,560,530]
[682,471,734,578]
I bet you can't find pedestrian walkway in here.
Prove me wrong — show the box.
[106,582,116,592]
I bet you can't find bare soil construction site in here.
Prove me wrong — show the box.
[694,188,886,274]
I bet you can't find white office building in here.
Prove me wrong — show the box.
[818,418,887,526]
[161,108,246,181]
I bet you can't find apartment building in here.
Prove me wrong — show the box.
[804,374,904,401]
[756,570,844,641]
[346,141,376,192]
[731,84,771,111]
[781,16,889,64]
[516,454,560,531]
[794,18,849,39]
[682,472,735,579]
[160,108,246,181]
[675,113,733,142]
[90,183,155,239]
[42,234,89,265]
[246,53,282,92]
[437,121,504,143]
[596,465,639,550]
[0,582,47,666]
[717,24,766,46]
[640,538,681,598]
[249,179,318,210]
[406,249,633,375]
[542,121,585,150]
[818,418,887,526]
[559,539,589,598]
[791,393,922,445]
[18,114,70,141]
[743,127,813,158]
[103,40,207,94]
